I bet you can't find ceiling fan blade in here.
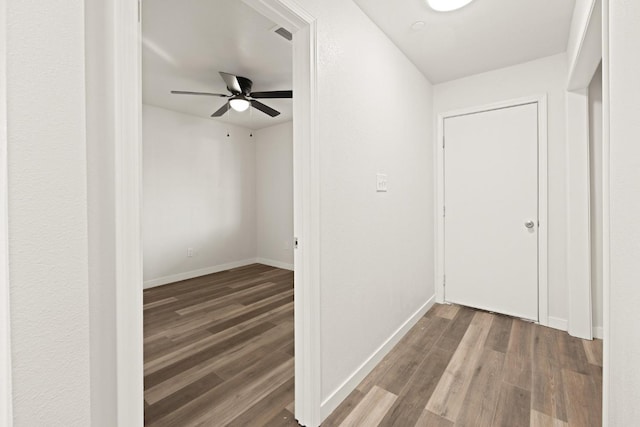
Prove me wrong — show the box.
[219,72,243,94]
[171,90,229,97]
[251,100,280,117]
[250,90,293,99]
[211,102,230,117]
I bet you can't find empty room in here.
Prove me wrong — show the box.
[140,0,295,425]
[4,0,640,427]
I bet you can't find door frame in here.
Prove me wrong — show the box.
[110,0,322,425]
[0,1,13,423]
[435,94,549,326]
[240,2,322,425]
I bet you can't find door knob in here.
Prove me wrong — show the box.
[524,220,535,229]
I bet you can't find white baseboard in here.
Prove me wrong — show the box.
[143,258,258,289]
[593,326,603,339]
[547,317,603,339]
[549,317,602,339]
[547,316,569,331]
[320,295,436,420]
[255,257,294,271]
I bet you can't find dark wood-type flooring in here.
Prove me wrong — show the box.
[324,304,603,427]
[144,263,295,426]
[144,264,602,426]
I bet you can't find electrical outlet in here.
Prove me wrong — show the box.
[376,173,388,192]
[187,247,194,257]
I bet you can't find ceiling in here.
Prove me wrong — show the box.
[142,0,292,130]
[353,0,576,84]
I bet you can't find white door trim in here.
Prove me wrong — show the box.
[241,1,322,425]
[602,0,611,427]
[601,0,610,424]
[0,0,13,423]
[435,95,549,326]
[113,0,144,424]
[601,0,611,427]
[565,89,593,340]
[565,0,602,342]
[112,0,322,425]
[567,0,602,91]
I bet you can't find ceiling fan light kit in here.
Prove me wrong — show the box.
[427,0,475,12]
[229,96,250,112]
[171,71,292,118]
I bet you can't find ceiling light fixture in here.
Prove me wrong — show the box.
[229,96,250,112]
[427,0,475,12]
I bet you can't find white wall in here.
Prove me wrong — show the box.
[434,53,569,326]
[588,64,603,336]
[293,0,435,411]
[608,0,640,422]
[255,121,294,269]
[6,0,91,425]
[142,105,257,286]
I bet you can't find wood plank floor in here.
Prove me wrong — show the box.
[144,266,602,427]
[324,304,603,427]
[143,263,295,426]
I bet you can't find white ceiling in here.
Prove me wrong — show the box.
[353,0,576,84]
[142,0,292,130]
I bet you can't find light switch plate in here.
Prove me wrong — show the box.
[376,173,388,192]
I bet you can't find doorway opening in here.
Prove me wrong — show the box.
[107,0,320,425]
[139,1,299,425]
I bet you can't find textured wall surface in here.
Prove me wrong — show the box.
[293,0,436,405]
[6,0,91,424]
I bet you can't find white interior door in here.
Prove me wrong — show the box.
[444,102,539,321]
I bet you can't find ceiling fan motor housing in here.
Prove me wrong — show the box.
[233,76,253,95]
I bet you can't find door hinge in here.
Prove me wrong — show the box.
[443,275,446,286]
[443,206,446,217]
[294,237,299,249]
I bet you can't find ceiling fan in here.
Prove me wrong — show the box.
[171,72,292,118]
